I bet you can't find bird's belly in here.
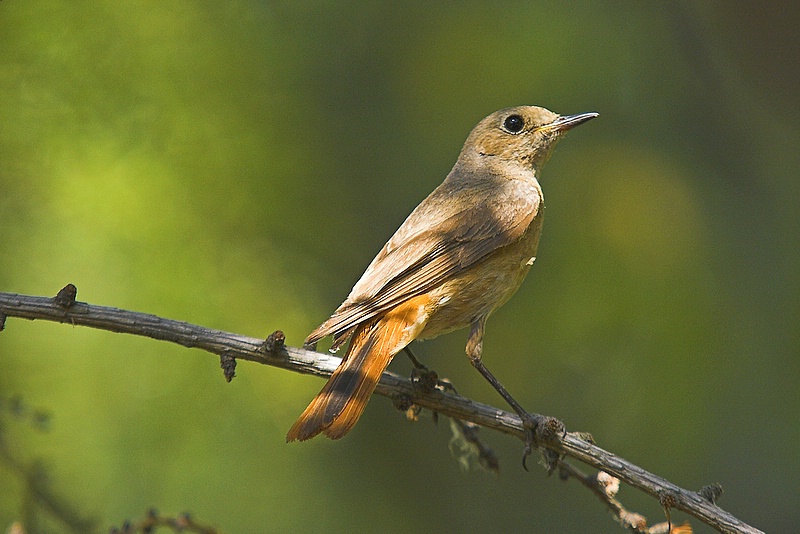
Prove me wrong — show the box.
[418,217,543,340]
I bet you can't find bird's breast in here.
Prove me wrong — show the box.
[418,207,544,340]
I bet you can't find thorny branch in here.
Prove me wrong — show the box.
[0,286,763,534]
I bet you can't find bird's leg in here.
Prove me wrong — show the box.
[403,346,439,393]
[466,317,565,471]
[403,345,427,371]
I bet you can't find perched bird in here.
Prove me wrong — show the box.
[287,106,597,442]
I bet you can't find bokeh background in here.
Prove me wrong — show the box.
[1,2,797,533]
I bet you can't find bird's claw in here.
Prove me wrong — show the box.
[410,366,439,394]
[519,413,566,473]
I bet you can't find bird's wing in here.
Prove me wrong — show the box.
[306,177,542,347]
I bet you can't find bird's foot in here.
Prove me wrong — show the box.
[519,412,566,473]
[410,365,440,394]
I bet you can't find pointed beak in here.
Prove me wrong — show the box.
[542,112,599,133]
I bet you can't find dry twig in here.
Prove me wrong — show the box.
[0,287,763,534]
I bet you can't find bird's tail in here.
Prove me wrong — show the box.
[287,295,430,441]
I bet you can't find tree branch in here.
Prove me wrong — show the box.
[0,287,762,534]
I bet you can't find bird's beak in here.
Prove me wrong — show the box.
[541,112,599,133]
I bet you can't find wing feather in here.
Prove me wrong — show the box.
[307,175,541,347]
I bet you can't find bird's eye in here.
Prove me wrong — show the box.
[502,114,525,134]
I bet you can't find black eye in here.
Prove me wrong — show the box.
[502,114,525,133]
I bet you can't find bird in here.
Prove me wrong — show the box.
[287,105,597,442]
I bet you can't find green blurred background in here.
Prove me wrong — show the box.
[1,2,797,532]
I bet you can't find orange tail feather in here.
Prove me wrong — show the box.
[287,295,431,442]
